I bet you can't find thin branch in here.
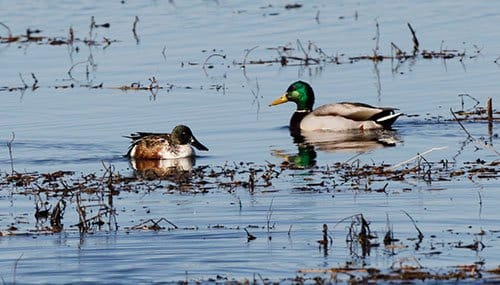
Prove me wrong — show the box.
[244,228,257,241]
[407,22,419,56]
[266,198,274,233]
[67,60,89,80]
[296,39,308,59]
[388,146,448,170]
[0,22,12,38]
[450,107,473,138]
[13,253,24,285]
[88,16,95,41]
[132,16,139,44]
[242,45,259,68]
[451,108,500,156]
[7,132,15,174]
[18,73,27,89]
[494,55,500,64]
[31,73,39,90]
[374,19,380,52]
[161,45,167,61]
[202,53,226,74]
[155,217,178,229]
[401,210,424,240]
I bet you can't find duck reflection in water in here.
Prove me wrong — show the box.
[129,156,195,180]
[273,130,400,169]
[272,143,317,169]
[294,129,400,152]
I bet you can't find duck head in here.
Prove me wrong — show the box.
[269,81,315,112]
[171,125,209,151]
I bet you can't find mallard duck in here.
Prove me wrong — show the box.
[270,81,402,133]
[125,125,208,159]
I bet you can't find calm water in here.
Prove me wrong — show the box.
[0,0,499,283]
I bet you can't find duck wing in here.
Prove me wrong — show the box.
[124,132,169,141]
[312,102,398,122]
[124,132,172,158]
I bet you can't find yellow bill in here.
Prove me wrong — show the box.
[269,93,289,106]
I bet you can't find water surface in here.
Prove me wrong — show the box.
[0,0,499,283]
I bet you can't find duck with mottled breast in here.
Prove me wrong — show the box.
[270,81,402,134]
[125,125,208,159]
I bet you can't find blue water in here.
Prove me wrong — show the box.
[0,0,499,283]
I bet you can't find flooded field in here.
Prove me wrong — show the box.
[0,0,499,283]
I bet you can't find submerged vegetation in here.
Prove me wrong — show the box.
[0,152,499,281]
[1,148,498,236]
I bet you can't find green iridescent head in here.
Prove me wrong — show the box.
[270,81,315,111]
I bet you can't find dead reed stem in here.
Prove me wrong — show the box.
[0,22,12,38]
[132,16,139,44]
[7,132,15,174]
[402,210,424,241]
[451,108,500,156]
[266,198,274,233]
[407,23,419,55]
[388,146,447,171]
[487,97,493,137]
[13,253,24,285]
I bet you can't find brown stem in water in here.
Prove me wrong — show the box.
[487,97,493,138]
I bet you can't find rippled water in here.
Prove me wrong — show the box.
[0,0,499,283]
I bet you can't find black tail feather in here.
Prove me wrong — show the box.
[376,113,403,129]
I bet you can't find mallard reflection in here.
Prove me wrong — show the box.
[130,156,195,180]
[272,144,317,169]
[294,129,400,152]
[273,129,400,169]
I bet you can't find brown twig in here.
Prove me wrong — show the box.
[487,97,493,137]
